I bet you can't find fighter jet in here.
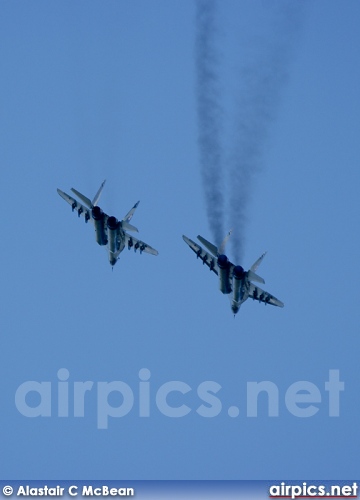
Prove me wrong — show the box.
[57,180,158,267]
[182,233,284,315]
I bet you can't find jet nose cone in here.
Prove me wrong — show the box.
[231,303,240,315]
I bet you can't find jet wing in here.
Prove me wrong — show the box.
[182,235,218,275]
[57,189,95,223]
[125,233,158,256]
[249,283,284,307]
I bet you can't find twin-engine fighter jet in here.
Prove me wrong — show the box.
[57,180,158,267]
[182,233,284,315]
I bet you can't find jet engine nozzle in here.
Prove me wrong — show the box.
[92,206,104,221]
[233,265,245,280]
[217,254,229,269]
[92,206,107,245]
[107,216,118,230]
[231,302,240,315]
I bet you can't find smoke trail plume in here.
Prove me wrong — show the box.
[229,3,304,262]
[195,0,224,246]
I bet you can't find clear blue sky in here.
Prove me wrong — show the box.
[1,0,359,480]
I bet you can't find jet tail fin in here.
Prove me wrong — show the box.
[197,235,218,257]
[218,229,232,255]
[250,252,267,272]
[122,221,139,233]
[123,201,140,223]
[197,230,232,257]
[70,188,93,208]
[92,180,106,207]
[248,252,267,284]
[247,270,265,284]
[70,179,106,208]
